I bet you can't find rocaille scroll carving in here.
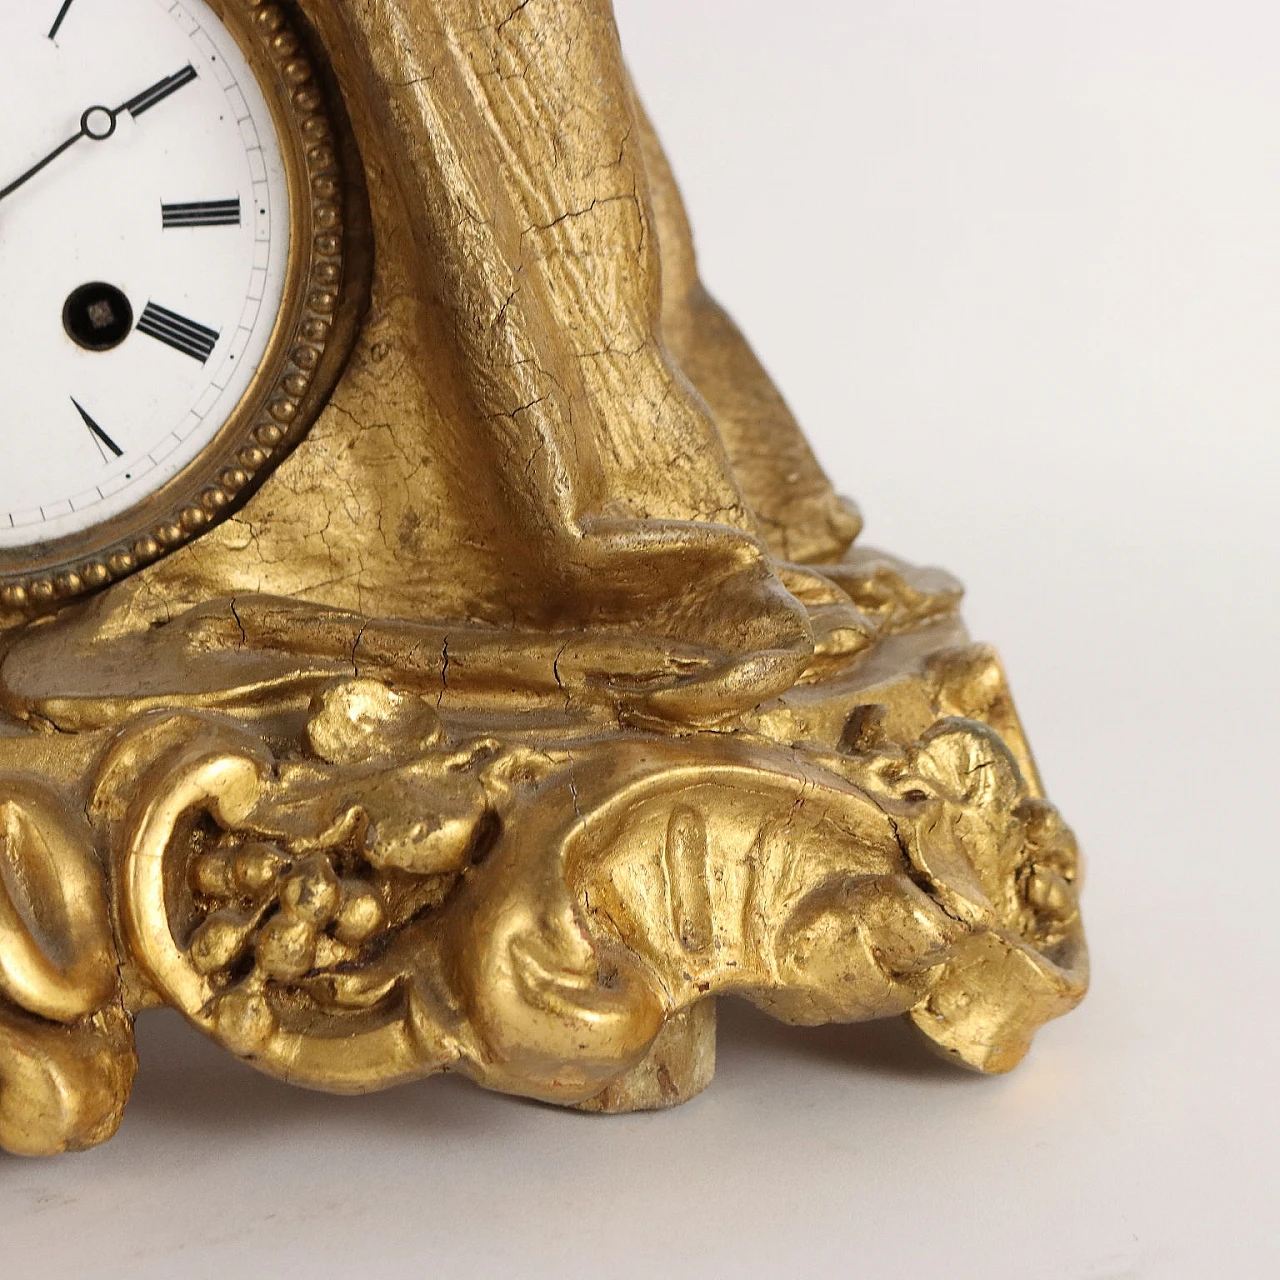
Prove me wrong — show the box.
[0,0,1086,1154]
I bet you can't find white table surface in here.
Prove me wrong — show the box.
[4,3,1276,1275]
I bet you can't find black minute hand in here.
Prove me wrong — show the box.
[0,126,85,203]
[0,65,197,206]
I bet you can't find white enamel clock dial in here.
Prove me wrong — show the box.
[0,0,291,550]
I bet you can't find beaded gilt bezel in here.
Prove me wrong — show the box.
[0,0,354,616]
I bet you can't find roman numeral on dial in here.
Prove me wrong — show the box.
[162,198,241,229]
[48,0,76,40]
[136,302,220,363]
[71,397,123,460]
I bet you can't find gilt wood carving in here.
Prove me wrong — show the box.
[0,0,1086,1155]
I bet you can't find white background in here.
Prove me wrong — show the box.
[4,2,1277,1276]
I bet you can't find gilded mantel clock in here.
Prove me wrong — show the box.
[0,0,351,610]
[0,0,1086,1157]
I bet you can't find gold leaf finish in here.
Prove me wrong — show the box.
[0,0,1086,1153]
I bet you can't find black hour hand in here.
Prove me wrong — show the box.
[121,64,198,119]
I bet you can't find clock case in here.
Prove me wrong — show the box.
[0,0,1087,1155]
